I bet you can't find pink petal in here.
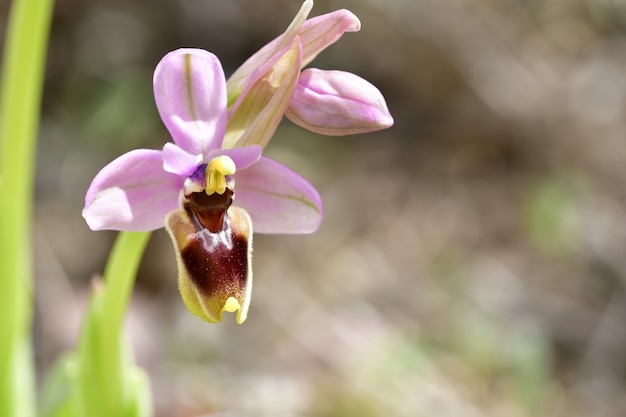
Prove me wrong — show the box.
[154,48,228,157]
[226,46,286,119]
[233,156,322,234]
[224,38,303,149]
[83,149,184,231]
[298,9,361,67]
[162,142,203,176]
[205,145,263,171]
[226,0,313,103]
[286,68,394,135]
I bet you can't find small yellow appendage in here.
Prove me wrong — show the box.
[205,155,236,195]
[222,297,241,313]
[222,296,247,324]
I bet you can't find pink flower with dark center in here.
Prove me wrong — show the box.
[83,0,393,325]
[83,49,321,324]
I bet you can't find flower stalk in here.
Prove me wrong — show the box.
[76,231,152,417]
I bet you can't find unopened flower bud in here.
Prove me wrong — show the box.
[286,68,393,136]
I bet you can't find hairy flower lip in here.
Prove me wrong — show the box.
[166,205,253,324]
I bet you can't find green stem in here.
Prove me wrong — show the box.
[101,231,152,347]
[0,0,54,415]
[77,231,151,417]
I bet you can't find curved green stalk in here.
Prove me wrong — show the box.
[102,231,152,341]
[77,231,152,417]
[0,0,55,415]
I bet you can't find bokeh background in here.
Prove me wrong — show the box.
[3,0,626,415]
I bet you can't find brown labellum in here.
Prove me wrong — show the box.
[166,189,253,324]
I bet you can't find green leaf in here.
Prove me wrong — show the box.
[39,354,79,417]
[0,0,54,414]
[127,368,153,417]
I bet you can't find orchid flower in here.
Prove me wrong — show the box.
[83,49,322,324]
[226,0,393,138]
[83,1,394,326]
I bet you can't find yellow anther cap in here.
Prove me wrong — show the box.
[205,155,236,195]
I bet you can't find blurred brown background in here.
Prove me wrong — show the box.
[6,0,626,415]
